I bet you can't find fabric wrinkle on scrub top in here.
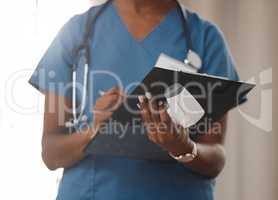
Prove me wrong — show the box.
[29,3,240,200]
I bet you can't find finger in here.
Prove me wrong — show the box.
[175,125,187,142]
[157,101,176,139]
[94,94,120,113]
[145,92,160,124]
[104,86,120,95]
[139,108,157,139]
[103,94,119,110]
[138,95,152,123]
[117,89,128,99]
[158,101,171,123]
[138,95,160,143]
[106,88,127,106]
[106,87,127,99]
[111,95,125,111]
[108,94,126,112]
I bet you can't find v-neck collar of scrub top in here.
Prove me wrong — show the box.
[109,3,180,57]
[110,2,179,44]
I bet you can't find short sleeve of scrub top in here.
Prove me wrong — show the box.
[28,15,84,97]
[29,4,244,200]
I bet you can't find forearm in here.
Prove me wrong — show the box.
[42,128,94,170]
[41,88,125,170]
[183,141,226,178]
[168,115,227,178]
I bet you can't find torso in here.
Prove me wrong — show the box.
[57,3,217,200]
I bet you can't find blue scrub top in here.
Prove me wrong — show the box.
[29,3,240,200]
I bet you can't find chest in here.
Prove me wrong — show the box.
[74,7,204,116]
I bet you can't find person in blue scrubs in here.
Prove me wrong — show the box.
[29,0,241,199]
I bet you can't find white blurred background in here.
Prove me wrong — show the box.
[0,0,277,199]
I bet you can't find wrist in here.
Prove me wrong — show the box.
[168,137,195,157]
[169,140,198,163]
[80,121,100,142]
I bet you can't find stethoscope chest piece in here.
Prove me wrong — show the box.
[65,114,89,129]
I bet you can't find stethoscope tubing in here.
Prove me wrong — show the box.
[66,0,201,129]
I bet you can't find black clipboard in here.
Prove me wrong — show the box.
[84,64,255,161]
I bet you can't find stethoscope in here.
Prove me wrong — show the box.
[65,0,202,129]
